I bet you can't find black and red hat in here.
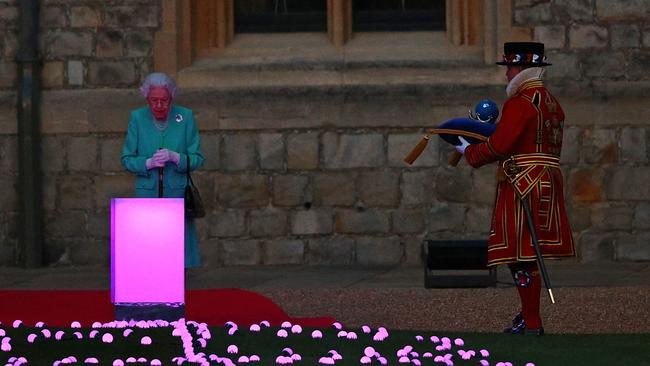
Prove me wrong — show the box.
[496,42,551,67]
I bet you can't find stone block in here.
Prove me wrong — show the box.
[208,210,246,238]
[340,97,435,129]
[200,133,220,171]
[545,51,581,80]
[217,174,269,207]
[634,203,650,230]
[534,26,566,49]
[306,237,353,265]
[43,31,93,57]
[42,174,57,211]
[191,171,215,214]
[401,170,435,206]
[287,132,319,170]
[388,133,438,168]
[222,134,256,171]
[249,208,287,237]
[41,6,66,28]
[436,166,472,203]
[427,203,466,232]
[643,27,650,48]
[568,205,591,232]
[0,61,16,88]
[272,175,309,207]
[335,209,390,234]
[59,175,93,210]
[104,5,159,29]
[125,32,153,57]
[221,240,260,265]
[322,133,384,169]
[68,60,84,86]
[553,0,594,22]
[402,234,425,265]
[611,24,640,49]
[355,237,401,266]
[0,4,18,28]
[45,211,87,238]
[1,30,17,58]
[262,240,304,264]
[568,168,604,204]
[313,172,356,206]
[596,0,650,21]
[42,136,66,172]
[0,176,17,211]
[42,61,64,88]
[581,49,627,79]
[258,133,284,170]
[291,209,333,235]
[569,25,608,49]
[582,129,618,164]
[97,29,124,58]
[100,137,124,172]
[465,204,492,234]
[200,238,221,266]
[578,232,615,262]
[604,167,650,200]
[471,166,497,205]
[0,135,17,172]
[620,127,647,163]
[70,6,100,28]
[591,202,634,230]
[87,210,110,240]
[628,50,650,80]
[559,126,581,164]
[514,2,553,24]
[359,170,400,207]
[94,174,134,209]
[391,208,426,233]
[616,232,650,261]
[88,61,136,87]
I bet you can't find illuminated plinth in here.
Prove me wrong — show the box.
[111,198,185,315]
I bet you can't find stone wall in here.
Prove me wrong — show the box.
[0,0,159,91]
[519,0,650,91]
[1,0,649,267]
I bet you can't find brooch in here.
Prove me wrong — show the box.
[175,114,183,123]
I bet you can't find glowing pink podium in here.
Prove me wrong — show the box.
[111,198,185,305]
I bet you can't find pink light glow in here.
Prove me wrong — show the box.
[111,198,184,303]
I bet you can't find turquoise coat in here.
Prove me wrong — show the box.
[121,105,205,268]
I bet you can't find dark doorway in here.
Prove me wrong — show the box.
[354,0,445,31]
[235,0,327,33]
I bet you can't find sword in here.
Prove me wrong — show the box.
[520,196,556,304]
[504,157,556,304]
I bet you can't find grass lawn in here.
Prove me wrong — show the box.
[2,321,649,366]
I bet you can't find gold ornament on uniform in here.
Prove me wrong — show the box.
[545,94,557,113]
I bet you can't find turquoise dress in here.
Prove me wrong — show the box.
[121,105,205,268]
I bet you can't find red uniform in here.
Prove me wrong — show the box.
[465,77,576,267]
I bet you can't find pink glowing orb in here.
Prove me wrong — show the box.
[346,332,357,340]
[55,331,65,340]
[280,321,292,328]
[113,360,124,366]
[290,325,302,334]
[250,355,260,362]
[1,342,11,351]
[364,347,376,357]
[377,357,387,365]
[12,320,22,328]
[311,330,323,339]
[260,321,270,327]
[412,360,421,366]
[123,329,133,337]
[480,350,490,357]
[423,352,432,358]
[227,327,238,336]
[227,345,238,354]
[336,330,347,338]
[332,322,342,330]
[360,356,372,364]
[85,358,99,364]
[318,357,334,365]
[480,360,489,366]
[277,329,288,338]
[415,335,423,341]
[35,321,45,327]
[126,357,137,363]
[111,198,184,304]
[141,336,152,345]
[27,334,37,343]
[150,360,162,366]
[238,356,250,363]
[454,338,464,346]
[361,325,371,334]
[102,333,114,343]
[398,356,410,363]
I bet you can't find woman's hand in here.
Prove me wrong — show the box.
[152,148,181,166]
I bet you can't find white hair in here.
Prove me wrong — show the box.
[140,72,178,98]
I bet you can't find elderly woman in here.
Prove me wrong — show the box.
[121,72,205,268]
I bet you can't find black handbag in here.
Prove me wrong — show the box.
[184,155,205,218]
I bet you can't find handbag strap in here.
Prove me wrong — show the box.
[186,154,194,187]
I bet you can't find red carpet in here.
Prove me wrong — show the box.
[0,289,335,328]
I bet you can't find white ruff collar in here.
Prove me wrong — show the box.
[506,67,545,97]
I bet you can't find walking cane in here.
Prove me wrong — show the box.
[158,148,164,198]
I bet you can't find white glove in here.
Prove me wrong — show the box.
[145,157,165,170]
[152,148,181,166]
[455,136,470,154]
